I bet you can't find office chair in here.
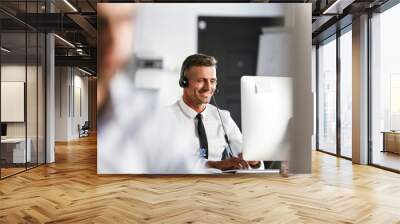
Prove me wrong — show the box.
[79,121,90,138]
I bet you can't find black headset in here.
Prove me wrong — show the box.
[178,61,189,88]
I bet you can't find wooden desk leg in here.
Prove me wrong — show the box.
[382,132,386,152]
[280,161,289,177]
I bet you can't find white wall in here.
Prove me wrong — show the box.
[73,73,89,137]
[132,3,287,110]
[1,64,46,164]
[55,67,68,141]
[55,67,89,141]
[1,65,40,137]
[134,3,285,74]
[1,66,26,131]
[134,69,182,106]
[257,29,293,76]
[1,65,26,81]
[1,82,25,122]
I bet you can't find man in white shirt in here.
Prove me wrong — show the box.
[170,54,261,171]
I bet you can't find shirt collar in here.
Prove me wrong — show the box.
[178,97,209,119]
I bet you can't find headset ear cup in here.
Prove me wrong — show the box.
[179,76,188,88]
[183,76,189,87]
[179,64,189,88]
[179,76,183,87]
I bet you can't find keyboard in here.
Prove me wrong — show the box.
[222,169,280,174]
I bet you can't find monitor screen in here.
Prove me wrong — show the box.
[1,123,7,137]
[241,76,293,161]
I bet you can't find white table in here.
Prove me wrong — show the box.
[1,138,32,163]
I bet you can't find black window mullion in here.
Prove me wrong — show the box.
[336,30,341,157]
[36,0,39,168]
[316,44,320,151]
[25,0,28,171]
[72,68,75,118]
[44,31,47,164]
[0,26,2,179]
[43,0,48,165]
[367,11,373,165]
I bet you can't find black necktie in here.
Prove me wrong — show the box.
[196,113,208,159]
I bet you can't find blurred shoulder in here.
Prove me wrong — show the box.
[162,100,184,121]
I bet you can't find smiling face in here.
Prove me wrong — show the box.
[182,65,217,112]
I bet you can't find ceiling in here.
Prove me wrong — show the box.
[0,0,394,75]
[1,0,97,74]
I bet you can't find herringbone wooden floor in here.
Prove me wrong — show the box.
[1,134,400,223]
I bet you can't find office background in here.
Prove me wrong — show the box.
[98,3,312,174]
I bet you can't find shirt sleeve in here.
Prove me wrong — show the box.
[197,157,209,169]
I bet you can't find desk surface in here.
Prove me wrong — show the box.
[381,131,400,134]
[1,138,27,143]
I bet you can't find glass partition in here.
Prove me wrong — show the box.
[26,0,41,170]
[317,36,337,155]
[371,3,400,171]
[0,1,46,179]
[1,30,28,178]
[339,28,352,158]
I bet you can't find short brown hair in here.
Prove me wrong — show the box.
[181,53,217,76]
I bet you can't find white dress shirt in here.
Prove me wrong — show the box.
[169,98,243,165]
[98,73,204,174]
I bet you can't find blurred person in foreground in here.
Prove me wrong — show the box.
[97,4,203,174]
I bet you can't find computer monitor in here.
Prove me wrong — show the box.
[241,76,293,161]
[1,123,7,137]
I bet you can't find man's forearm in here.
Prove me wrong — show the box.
[205,160,217,169]
[206,160,229,170]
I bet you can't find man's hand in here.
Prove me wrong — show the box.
[238,153,261,169]
[206,156,250,171]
